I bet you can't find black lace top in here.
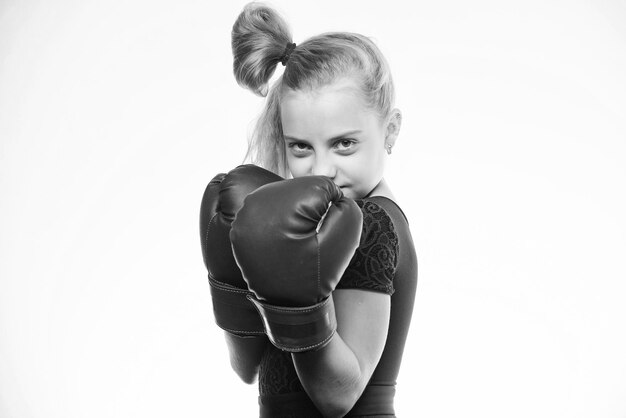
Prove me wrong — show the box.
[259,197,404,396]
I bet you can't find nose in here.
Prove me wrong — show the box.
[311,155,336,179]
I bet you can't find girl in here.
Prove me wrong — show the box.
[225,3,417,417]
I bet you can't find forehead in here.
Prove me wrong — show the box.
[280,79,375,137]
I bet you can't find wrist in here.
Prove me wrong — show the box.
[247,294,337,352]
[209,277,265,336]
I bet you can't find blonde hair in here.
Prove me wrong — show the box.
[232,2,396,177]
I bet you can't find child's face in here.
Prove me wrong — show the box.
[281,79,388,199]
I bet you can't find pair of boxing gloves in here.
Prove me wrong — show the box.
[199,164,363,352]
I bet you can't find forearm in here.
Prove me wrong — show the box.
[292,332,368,417]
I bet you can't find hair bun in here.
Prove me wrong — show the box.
[232,3,293,97]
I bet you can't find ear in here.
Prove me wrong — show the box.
[384,108,402,148]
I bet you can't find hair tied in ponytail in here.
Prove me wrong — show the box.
[280,42,297,66]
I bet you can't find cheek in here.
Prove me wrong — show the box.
[286,155,308,178]
[349,146,384,176]
[343,146,385,189]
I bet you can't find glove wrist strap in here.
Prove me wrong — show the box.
[209,277,265,336]
[247,295,337,352]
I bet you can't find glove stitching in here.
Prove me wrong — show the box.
[220,326,265,335]
[254,298,329,314]
[278,329,336,352]
[205,212,219,253]
[211,287,248,295]
[317,236,321,297]
[209,278,249,294]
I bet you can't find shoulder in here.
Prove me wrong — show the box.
[355,198,400,253]
[362,195,410,225]
[337,198,400,295]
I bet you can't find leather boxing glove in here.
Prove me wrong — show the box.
[199,164,282,336]
[230,176,363,352]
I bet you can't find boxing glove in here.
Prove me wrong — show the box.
[230,176,362,351]
[199,164,282,336]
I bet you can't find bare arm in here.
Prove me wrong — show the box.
[292,289,390,417]
[224,333,269,384]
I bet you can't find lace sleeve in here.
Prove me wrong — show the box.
[336,199,399,295]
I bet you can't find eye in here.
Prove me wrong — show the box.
[287,141,312,157]
[333,138,356,153]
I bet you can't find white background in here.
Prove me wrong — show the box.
[1,0,625,416]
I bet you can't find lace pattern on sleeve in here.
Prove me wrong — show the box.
[337,199,399,295]
[258,345,303,396]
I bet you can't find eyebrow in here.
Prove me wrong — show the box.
[284,130,362,143]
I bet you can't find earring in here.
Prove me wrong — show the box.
[386,144,393,155]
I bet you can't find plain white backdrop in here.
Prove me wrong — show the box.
[1,0,625,416]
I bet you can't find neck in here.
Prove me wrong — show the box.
[366,178,395,201]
